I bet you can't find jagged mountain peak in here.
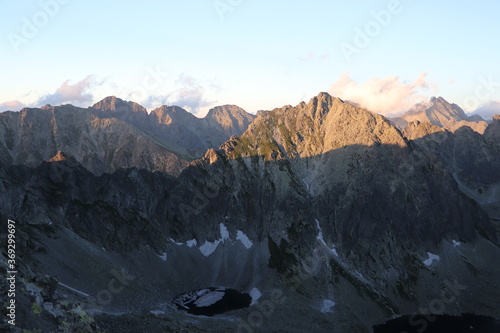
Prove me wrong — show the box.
[91,96,147,113]
[305,92,340,117]
[226,92,406,160]
[206,105,256,136]
[393,96,487,135]
[422,96,466,119]
[151,105,198,125]
[206,104,247,117]
[152,104,193,116]
[430,96,447,103]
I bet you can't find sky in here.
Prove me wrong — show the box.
[1,0,499,118]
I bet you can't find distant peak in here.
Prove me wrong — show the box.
[430,96,448,104]
[399,95,488,133]
[94,96,123,106]
[409,96,453,113]
[153,105,191,115]
[317,92,332,99]
[150,105,196,123]
[206,105,254,119]
[207,104,244,114]
[91,96,146,113]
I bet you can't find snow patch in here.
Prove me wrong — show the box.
[220,223,230,242]
[250,288,262,305]
[316,219,328,246]
[236,230,253,249]
[169,238,183,246]
[423,252,440,266]
[194,291,225,307]
[150,310,165,316]
[186,239,198,247]
[159,252,167,262]
[58,282,90,298]
[302,179,310,191]
[315,219,339,256]
[320,299,336,313]
[452,240,461,247]
[199,240,221,257]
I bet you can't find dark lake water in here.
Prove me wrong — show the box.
[173,287,251,316]
[373,314,500,333]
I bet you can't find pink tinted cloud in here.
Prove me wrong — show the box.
[329,72,437,117]
[37,76,97,107]
[0,100,26,112]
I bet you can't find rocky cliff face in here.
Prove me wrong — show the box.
[205,105,257,137]
[403,119,500,239]
[1,93,499,332]
[0,97,255,176]
[145,104,254,159]
[0,103,188,176]
[485,114,500,143]
[392,96,488,134]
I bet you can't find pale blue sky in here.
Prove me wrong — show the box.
[1,0,499,117]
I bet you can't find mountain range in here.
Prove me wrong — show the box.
[0,96,255,176]
[0,93,499,332]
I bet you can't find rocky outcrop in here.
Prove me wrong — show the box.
[401,120,445,141]
[47,150,69,162]
[484,114,500,144]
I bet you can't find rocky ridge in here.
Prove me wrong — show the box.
[0,97,255,176]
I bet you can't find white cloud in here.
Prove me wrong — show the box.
[0,100,26,112]
[329,72,437,117]
[472,100,500,120]
[0,76,104,111]
[37,76,98,107]
[140,95,170,110]
[139,74,216,114]
[169,74,215,114]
